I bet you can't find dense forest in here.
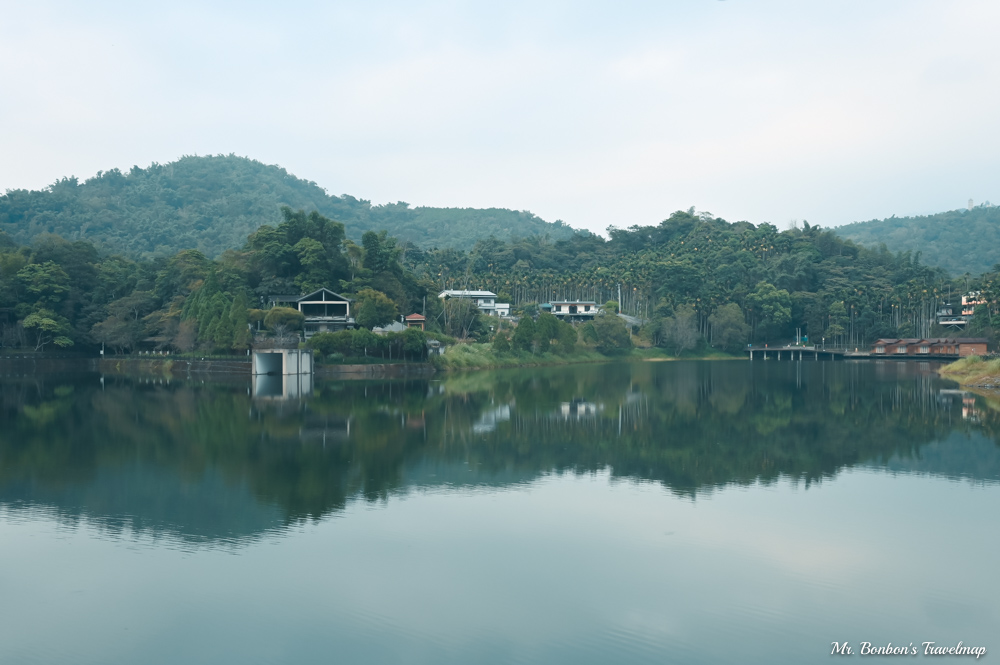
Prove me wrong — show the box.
[4,198,998,358]
[834,204,1000,277]
[404,210,1000,351]
[0,155,576,257]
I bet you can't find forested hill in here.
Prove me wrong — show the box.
[834,206,1000,277]
[0,155,577,258]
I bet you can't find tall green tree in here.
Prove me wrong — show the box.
[534,312,560,353]
[17,262,70,305]
[708,303,750,352]
[746,281,791,342]
[512,316,536,352]
[229,292,252,350]
[22,309,73,351]
[662,305,700,356]
[826,301,849,347]
[592,314,632,354]
[355,288,399,329]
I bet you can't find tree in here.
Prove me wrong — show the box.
[555,321,577,355]
[174,319,197,352]
[344,239,364,280]
[355,288,399,329]
[492,331,511,355]
[362,230,401,275]
[91,316,138,354]
[662,304,699,356]
[746,281,791,342]
[826,301,849,347]
[534,312,560,353]
[0,321,26,349]
[108,290,156,323]
[208,294,235,349]
[307,331,354,357]
[512,316,536,352]
[351,327,377,357]
[155,249,210,300]
[292,237,328,292]
[89,291,156,354]
[17,262,70,305]
[229,292,252,351]
[967,303,995,344]
[401,327,427,360]
[441,298,485,339]
[264,306,305,331]
[22,309,73,351]
[592,314,632,355]
[248,308,267,332]
[708,303,750,352]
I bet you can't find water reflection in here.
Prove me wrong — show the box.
[1,360,998,545]
[253,372,313,401]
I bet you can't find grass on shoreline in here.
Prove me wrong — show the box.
[429,344,608,370]
[938,355,1000,385]
[429,344,741,371]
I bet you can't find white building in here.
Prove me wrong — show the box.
[548,300,598,320]
[438,290,510,317]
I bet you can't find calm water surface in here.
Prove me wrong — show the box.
[1,360,998,664]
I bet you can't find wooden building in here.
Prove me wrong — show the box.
[871,337,987,357]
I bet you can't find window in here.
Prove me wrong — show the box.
[920,346,929,353]
[896,346,907,353]
[875,346,884,353]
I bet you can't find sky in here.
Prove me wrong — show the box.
[2,0,998,235]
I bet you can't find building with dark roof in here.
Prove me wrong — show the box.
[267,288,355,339]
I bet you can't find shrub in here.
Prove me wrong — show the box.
[263,306,304,331]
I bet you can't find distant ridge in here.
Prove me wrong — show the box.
[0,154,578,258]
[834,205,1000,276]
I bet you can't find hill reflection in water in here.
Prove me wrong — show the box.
[1,360,997,545]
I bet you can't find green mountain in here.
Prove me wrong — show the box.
[0,154,577,258]
[834,205,1000,277]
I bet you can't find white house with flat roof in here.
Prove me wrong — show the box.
[438,290,510,317]
[547,300,598,320]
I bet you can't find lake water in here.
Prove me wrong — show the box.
[1,360,997,664]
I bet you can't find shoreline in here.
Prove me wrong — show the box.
[427,344,741,371]
[0,348,744,380]
[93,357,437,379]
[937,356,1000,390]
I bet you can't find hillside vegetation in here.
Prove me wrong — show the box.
[0,154,576,258]
[835,206,1000,277]
[3,197,972,361]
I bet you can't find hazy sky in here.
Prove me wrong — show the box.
[2,0,998,235]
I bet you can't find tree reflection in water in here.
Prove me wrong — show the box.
[1,360,997,544]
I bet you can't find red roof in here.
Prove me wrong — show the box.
[405,313,426,321]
